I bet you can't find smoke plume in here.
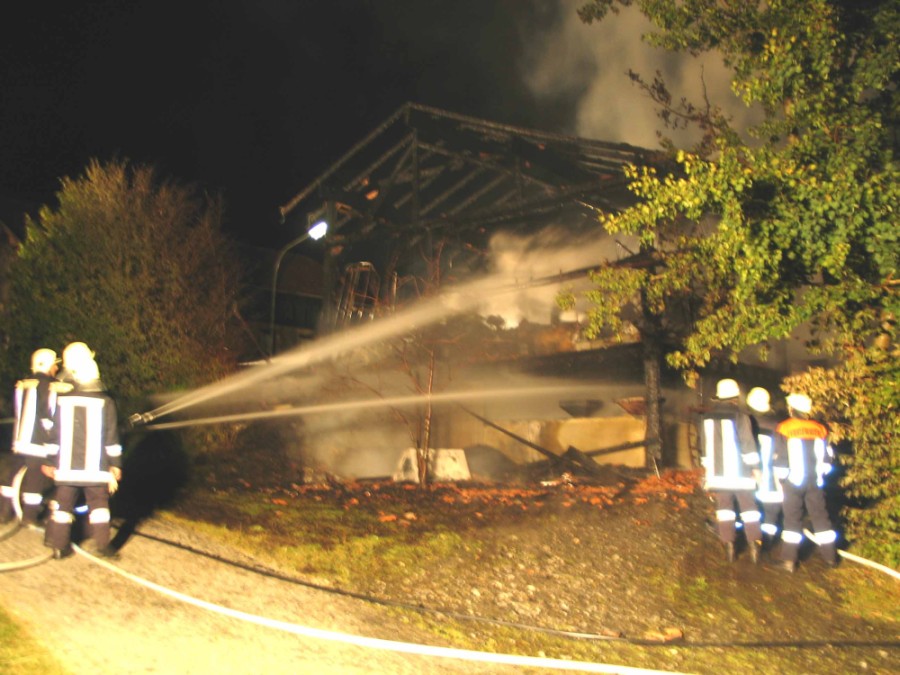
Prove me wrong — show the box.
[524,1,760,148]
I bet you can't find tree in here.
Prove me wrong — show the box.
[573,1,899,561]
[1,159,241,413]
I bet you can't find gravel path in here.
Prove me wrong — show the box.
[0,519,529,675]
[3,476,898,675]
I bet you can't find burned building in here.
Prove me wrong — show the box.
[267,103,780,480]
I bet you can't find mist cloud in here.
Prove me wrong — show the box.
[483,223,638,327]
[525,1,759,148]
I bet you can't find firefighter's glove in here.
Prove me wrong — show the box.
[108,467,122,495]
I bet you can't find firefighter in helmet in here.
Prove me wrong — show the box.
[747,387,783,553]
[42,347,122,559]
[0,348,60,525]
[771,392,839,572]
[57,341,94,385]
[699,378,763,563]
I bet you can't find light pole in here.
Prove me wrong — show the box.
[268,219,328,356]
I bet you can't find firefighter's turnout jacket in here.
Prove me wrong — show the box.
[0,373,60,522]
[772,417,834,489]
[11,372,59,458]
[43,381,122,486]
[699,401,760,491]
[751,412,783,538]
[752,413,784,501]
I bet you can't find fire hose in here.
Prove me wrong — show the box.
[124,527,899,649]
[9,465,26,522]
[803,528,900,581]
[0,546,53,571]
[69,538,691,675]
[1,523,898,659]
[127,412,156,427]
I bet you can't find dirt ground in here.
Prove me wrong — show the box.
[0,517,534,675]
[1,454,898,675]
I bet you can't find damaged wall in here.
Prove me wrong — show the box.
[475,415,648,469]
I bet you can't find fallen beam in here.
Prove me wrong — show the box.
[583,439,646,457]
[459,407,602,476]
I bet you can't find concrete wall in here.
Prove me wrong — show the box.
[512,416,646,468]
[432,408,648,469]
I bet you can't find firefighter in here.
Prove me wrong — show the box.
[699,378,763,563]
[747,387,783,553]
[42,350,122,559]
[0,348,60,526]
[772,392,839,572]
[57,341,94,385]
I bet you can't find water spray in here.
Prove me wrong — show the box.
[130,270,593,425]
[142,384,604,431]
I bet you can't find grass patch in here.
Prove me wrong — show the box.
[0,605,66,674]
[836,565,900,624]
[155,484,899,675]
[161,504,470,588]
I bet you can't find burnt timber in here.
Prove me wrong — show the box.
[279,102,657,263]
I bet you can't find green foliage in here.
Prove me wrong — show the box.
[0,604,65,674]
[1,159,241,413]
[576,0,899,562]
[784,339,900,567]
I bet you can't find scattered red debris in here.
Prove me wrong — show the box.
[629,470,702,508]
[255,470,703,522]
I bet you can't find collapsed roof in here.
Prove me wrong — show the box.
[278,102,657,257]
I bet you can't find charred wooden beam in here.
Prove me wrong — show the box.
[280,103,412,219]
[460,407,597,475]
[582,439,646,457]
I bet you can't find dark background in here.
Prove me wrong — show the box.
[1,1,586,246]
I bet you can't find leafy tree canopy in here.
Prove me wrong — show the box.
[2,158,241,412]
[575,0,898,562]
[575,0,897,371]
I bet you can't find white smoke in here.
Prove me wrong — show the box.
[481,2,765,326]
[483,222,638,327]
[525,1,759,147]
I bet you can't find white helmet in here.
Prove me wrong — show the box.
[70,357,100,384]
[747,387,771,413]
[31,348,58,374]
[715,378,740,400]
[786,393,812,414]
[62,341,95,371]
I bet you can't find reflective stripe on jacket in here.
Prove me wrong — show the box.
[699,403,758,491]
[44,387,122,485]
[11,374,58,458]
[773,418,833,488]
[755,431,783,503]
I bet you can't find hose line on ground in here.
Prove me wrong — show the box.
[73,540,691,675]
[129,527,900,650]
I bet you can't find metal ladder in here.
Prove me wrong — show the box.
[334,262,381,328]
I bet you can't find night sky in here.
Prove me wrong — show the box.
[1,1,744,246]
